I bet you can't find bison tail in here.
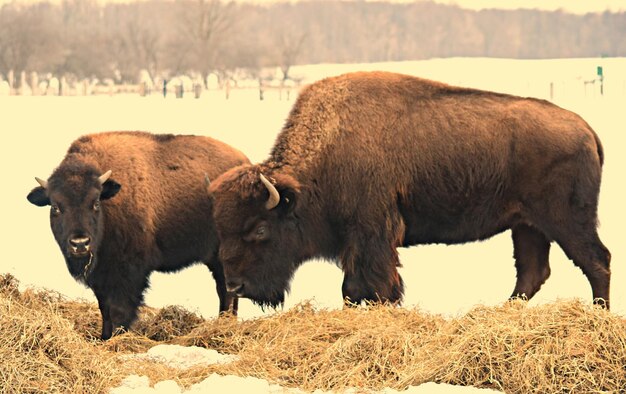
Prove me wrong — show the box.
[591,128,605,167]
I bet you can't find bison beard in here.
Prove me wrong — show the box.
[66,253,93,279]
[28,131,249,339]
[209,71,611,310]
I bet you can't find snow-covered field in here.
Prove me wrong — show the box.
[2,57,626,393]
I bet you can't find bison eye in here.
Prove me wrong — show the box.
[256,226,267,237]
[93,200,101,211]
[51,204,61,216]
[245,222,270,242]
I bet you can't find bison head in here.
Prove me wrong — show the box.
[208,164,304,308]
[27,164,121,283]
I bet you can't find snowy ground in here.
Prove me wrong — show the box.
[2,57,626,393]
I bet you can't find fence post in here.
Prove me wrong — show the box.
[259,79,264,101]
[7,70,14,95]
[31,72,39,96]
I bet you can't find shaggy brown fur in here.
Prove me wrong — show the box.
[28,131,249,339]
[209,71,610,309]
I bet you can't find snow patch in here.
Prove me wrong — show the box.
[187,373,304,393]
[110,375,152,393]
[112,373,502,394]
[126,344,237,369]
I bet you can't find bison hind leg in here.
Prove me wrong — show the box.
[555,229,611,308]
[509,224,552,301]
[542,156,610,307]
[536,190,611,307]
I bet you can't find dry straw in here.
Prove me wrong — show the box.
[1,273,625,393]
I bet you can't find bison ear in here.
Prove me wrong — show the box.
[27,186,50,207]
[272,173,300,215]
[100,179,121,200]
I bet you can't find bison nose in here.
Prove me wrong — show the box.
[69,236,91,253]
[226,279,244,294]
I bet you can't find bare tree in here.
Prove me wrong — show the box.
[0,3,64,86]
[56,0,113,80]
[276,30,307,82]
[107,3,164,82]
[169,0,236,87]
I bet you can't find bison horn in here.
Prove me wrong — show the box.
[98,170,112,185]
[35,177,48,189]
[260,173,280,210]
[204,173,211,188]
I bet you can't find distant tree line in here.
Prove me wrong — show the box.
[1,0,625,87]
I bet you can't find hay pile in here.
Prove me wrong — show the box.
[0,274,120,392]
[0,274,193,392]
[2,273,625,393]
[176,301,626,393]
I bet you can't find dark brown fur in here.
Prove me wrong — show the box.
[28,131,249,338]
[209,71,611,309]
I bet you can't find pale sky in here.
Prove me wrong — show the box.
[1,0,625,14]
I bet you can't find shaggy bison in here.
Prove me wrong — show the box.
[28,131,249,339]
[208,71,611,309]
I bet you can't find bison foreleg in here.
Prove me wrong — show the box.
[95,293,113,340]
[340,246,404,305]
[205,258,239,316]
[92,272,147,340]
[95,294,139,340]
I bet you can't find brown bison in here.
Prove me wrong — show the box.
[27,131,249,339]
[208,71,611,309]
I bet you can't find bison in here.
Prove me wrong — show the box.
[208,71,611,310]
[27,131,250,339]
